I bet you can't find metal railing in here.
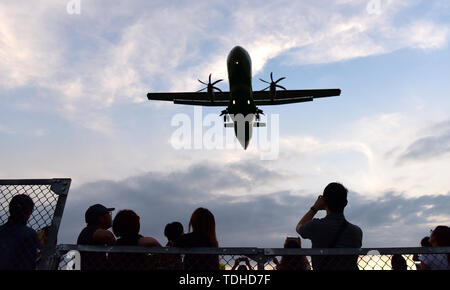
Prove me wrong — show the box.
[53,244,450,271]
[0,179,71,270]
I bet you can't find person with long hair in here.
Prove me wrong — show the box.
[112,210,161,247]
[419,225,450,270]
[110,209,161,270]
[174,207,219,270]
[0,194,38,270]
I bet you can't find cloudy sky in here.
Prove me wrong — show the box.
[1,0,449,248]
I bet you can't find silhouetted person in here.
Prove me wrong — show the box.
[174,207,219,270]
[231,257,252,270]
[272,237,311,270]
[296,182,363,270]
[421,236,432,247]
[0,194,38,270]
[413,236,431,266]
[391,254,407,270]
[110,210,161,270]
[77,204,116,270]
[164,221,184,246]
[419,225,450,270]
[159,221,184,270]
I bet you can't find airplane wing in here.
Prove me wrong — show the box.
[252,89,341,106]
[147,92,230,106]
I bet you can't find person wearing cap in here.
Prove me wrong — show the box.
[77,204,116,270]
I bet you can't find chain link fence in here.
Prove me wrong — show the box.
[0,179,71,270]
[54,245,450,271]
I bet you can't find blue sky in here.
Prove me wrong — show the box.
[1,0,449,247]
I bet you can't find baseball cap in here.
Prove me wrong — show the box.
[85,204,115,224]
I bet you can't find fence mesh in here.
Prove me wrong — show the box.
[0,179,71,270]
[55,245,450,271]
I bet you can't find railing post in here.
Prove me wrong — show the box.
[256,249,266,270]
[37,178,71,270]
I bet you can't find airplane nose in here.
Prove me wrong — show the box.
[228,46,250,62]
[231,46,245,53]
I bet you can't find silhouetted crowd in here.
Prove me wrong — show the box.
[1,183,449,270]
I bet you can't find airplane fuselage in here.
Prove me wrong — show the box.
[226,46,257,149]
[226,46,256,115]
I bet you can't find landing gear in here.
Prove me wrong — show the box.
[255,108,264,122]
[220,109,229,122]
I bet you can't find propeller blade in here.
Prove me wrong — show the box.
[209,73,212,83]
[259,78,270,84]
[276,85,287,90]
[275,77,286,83]
[261,86,270,91]
[270,72,273,82]
[212,79,223,85]
[196,87,207,92]
[213,86,222,92]
[198,79,207,85]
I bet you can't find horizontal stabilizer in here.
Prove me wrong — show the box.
[253,122,266,127]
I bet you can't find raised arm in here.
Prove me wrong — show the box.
[296,195,326,234]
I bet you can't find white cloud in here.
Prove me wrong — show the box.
[0,122,14,135]
[267,114,450,198]
[1,0,449,134]
[0,1,62,87]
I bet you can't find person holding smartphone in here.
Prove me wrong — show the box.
[295,182,363,270]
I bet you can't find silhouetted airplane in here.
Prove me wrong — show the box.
[147,46,341,149]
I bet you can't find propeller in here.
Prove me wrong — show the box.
[197,74,223,101]
[259,72,286,100]
[255,108,264,122]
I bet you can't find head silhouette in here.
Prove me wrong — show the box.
[112,210,140,238]
[430,225,450,265]
[284,238,301,249]
[323,182,348,214]
[164,222,184,242]
[421,236,431,247]
[8,194,34,226]
[189,207,218,247]
[430,226,450,247]
[391,254,407,270]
